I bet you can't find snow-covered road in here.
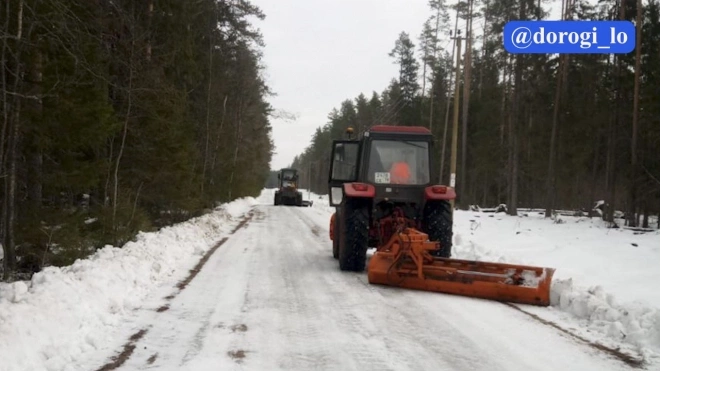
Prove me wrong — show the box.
[109,194,637,370]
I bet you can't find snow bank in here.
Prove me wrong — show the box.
[0,197,257,370]
[452,210,660,365]
[550,279,660,363]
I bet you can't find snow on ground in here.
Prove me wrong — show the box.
[0,188,660,370]
[300,189,660,367]
[0,197,257,370]
[113,189,635,371]
[451,209,660,365]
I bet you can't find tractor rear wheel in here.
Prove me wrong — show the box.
[338,199,369,271]
[332,212,340,259]
[422,200,453,258]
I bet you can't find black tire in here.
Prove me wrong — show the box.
[422,200,453,258]
[274,193,280,206]
[296,194,302,207]
[338,199,369,272]
[332,212,340,259]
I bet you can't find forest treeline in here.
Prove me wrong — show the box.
[290,0,659,228]
[1,0,274,279]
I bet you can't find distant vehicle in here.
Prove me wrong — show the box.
[274,168,311,207]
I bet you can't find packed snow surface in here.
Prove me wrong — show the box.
[0,189,659,370]
[0,198,256,370]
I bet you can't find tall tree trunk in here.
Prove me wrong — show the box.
[0,0,10,173]
[642,204,649,229]
[228,103,243,200]
[428,0,444,131]
[657,14,665,230]
[202,13,214,197]
[507,88,518,216]
[590,128,601,210]
[606,1,626,224]
[499,55,508,146]
[604,112,616,222]
[545,59,566,218]
[498,55,509,207]
[3,0,23,280]
[3,101,20,279]
[113,66,133,242]
[210,94,229,189]
[629,0,643,227]
[478,18,487,100]
[460,0,473,206]
[545,0,570,218]
[482,167,488,207]
[28,47,43,212]
[606,0,625,223]
[146,0,153,61]
[439,8,460,184]
[508,1,524,217]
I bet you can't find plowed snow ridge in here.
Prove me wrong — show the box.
[0,198,256,370]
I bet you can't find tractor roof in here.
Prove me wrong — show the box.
[368,125,431,135]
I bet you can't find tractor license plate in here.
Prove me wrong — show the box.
[375,172,390,184]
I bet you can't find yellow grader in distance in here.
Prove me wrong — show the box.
[327,126,555,306]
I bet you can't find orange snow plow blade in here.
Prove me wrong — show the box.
[367,228,555,306]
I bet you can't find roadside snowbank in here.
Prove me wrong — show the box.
[0,197,256,370]
[452,210,660,366]
[550,279,660,364]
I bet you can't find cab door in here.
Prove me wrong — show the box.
[327,141,360,207]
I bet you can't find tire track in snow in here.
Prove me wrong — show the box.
[97,329,148,371]
[95,210,256,371]
[288,204,635,370]
[100,199,638,370]
[289,207,505,369]
[501,302,644,368]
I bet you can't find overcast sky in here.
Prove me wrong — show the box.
[251,0,434,169]
[251,0,563,170]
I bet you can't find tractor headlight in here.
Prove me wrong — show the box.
[331,187,343,205]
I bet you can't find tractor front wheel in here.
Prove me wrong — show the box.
[422,200,453,258]
[338,199,369,272]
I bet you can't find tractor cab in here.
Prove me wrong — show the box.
[279,168,299,188]
[274,168,311,207]
[328,126,439,208]
[327,125,456,269]
[325,126,556,307]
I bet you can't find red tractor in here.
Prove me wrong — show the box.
[327,125,455,271]
[327,125,555,307]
